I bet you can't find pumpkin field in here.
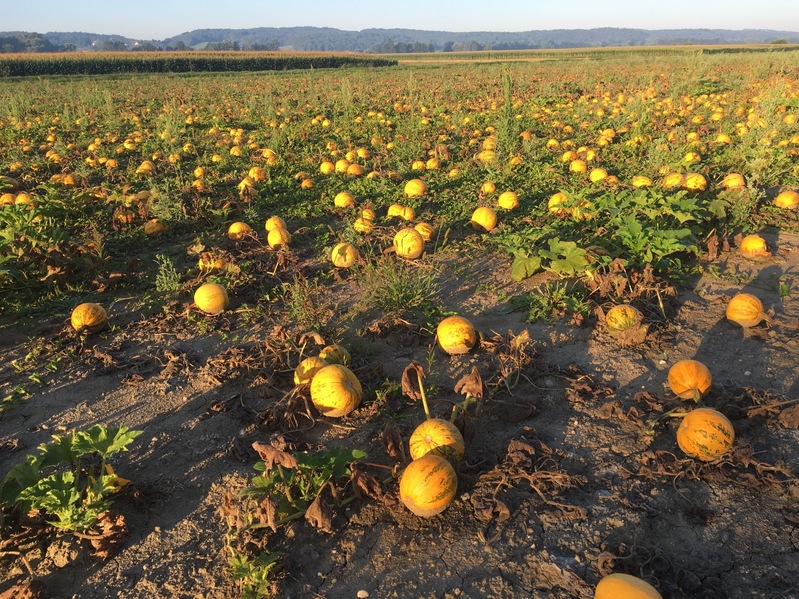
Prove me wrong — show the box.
[1,48,798,598]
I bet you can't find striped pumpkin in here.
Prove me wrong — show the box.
[71,302,107,333]
[676,408,735,461]
[604,304,643,336]
[409,419,465,464]
[310,364,362,418]
[399,454,458,518]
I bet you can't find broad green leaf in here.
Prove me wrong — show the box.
[0,454,42,506]
[511,254,542,281]
[72,424,143,458]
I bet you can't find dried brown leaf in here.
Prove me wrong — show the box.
[470,495,511,523]
[351,466,385,501]
[83,510,128,560]
[705,233,719,261]
[596,551,616,577]
[401,362,425,400]
[251,442,299,470]
[298,331,326,347]
[304,495,334,534]
[454,366,484,399]
[0,579,47,599]
[257,497,279,532]
[381,422,405,460]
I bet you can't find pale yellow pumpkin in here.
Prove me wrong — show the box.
[404,178,428,198]
[227,221,252,240]
[310,363,363,417]
[194,283,229,315]
[267,227,291,249]
[774,190,799,210]
[497,191,519,210]
[409,418,465,464]
[393,228,425,259]
[437,316,477,355]
[470,206,497,232]
[265,216,286,232]
[331,242,359,268]
[334,191,355,208]
[294,356,328,385]
[739,234,771,260]
[318,344,350,366]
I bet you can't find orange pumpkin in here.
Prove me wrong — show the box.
[739,235,771,260]
[774,189,799,210]
[676,407,735,461]
[726,293,768,328]
[309,364,363,417]
[497,191,519,210]
[437,316,477,355]
[399,454,458,518]
[409,419,465,464]
[71,303,107,333]
[667,360,712,402]
[595,573,662,599]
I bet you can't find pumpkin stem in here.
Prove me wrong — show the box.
[416,370,431,420]
[645,407,691,435]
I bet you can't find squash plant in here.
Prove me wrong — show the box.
[1,424,142,532]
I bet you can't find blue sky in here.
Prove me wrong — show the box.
[4,0,799,40]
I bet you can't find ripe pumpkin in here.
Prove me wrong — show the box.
[265,216,286,232]
[480,181,496,195]
[739,234,771,260]
[497,191,519,210]
[595,573,662,599]
[668,359,712,402]
[604,304,644,336]
[470,206,497,232]
[360,208,376,221]
[414,222,434,242]
[683,172,707,192]
[227,222,252,241]
[310,363,363,417]
[589,168,608,183]
[409,418,465,464]
[353,217,374,234]
[397,206,416,222]
[631,175,653,189]
[726,293,767,328]
[774,190,799,210]
[194,283,229,315]
[393,227,425,259]
[676,407,735,461]
[721,173,746,190]
[661,172,684,190]
[334,191,355,208]
[404,178,428,198]
[399,454,458,518]
[294,356,328,385]
[437,315,477,355]
[267,227,291,249]
[569,159,587,173]
[318,344,350,366]
[71,303,107,333]
[331,242,359,268]
[143,218,168,236]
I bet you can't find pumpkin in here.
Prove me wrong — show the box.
[319,160,335,175]
[774,190,799,210]
[497,191,519,210]
[360,208,376,221]
[589,168,608,183]
[676,407,735,461]
[346,163,364,176]
[470,206,497,232]
[194,283,229,315]
[631,175,653,189]
[393,227,425,259]
[387,203,405,218]
[404,178,428,198]
[569,159,587,173]
[267,227,291,249]
[227,222,252,241]
[739,234,771,260]
[399,454,458,518]
[437,315,477,355]
[333,191,355,208]
[721,173,746,190]
[683,172,707,192]
[265,216,286,232]
[548,192,570,214]
[726,292,768,328]
[409,418,465,464]
[71,302,107,333]
[661,172,684,190]
[294,356,328,385]
[353,217,374,234]
[594,573,662,599]
[480,181,496,195]
[310,363,363,417]
[414,222,434,242]
[667,359,712,401]
[604,304,644,336]
[143,218,168,236]
[331,242,359,268]
[318,344,350,366]
[398,206,416,222]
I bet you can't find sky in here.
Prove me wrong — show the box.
[3,0,799,40]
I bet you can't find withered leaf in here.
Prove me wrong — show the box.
[705,233,719,261]
[298,331,326,347]
[510,329,531,352]
[257,497,279,532]
[778,404,799,429]
[0,579,47,599]
[251,442,299,470]
[470,495,510,523]
[453,409,476,443]
[381,421,405,461]
[304,495,334,534]
[401,361,425,400]
[596,551,616,577]
[85,510,128,560]
[351,466,385,501]
[454,366,484,399]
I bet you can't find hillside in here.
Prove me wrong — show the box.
[1,26,798,53]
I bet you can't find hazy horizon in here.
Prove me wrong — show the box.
[5,0,799,41]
